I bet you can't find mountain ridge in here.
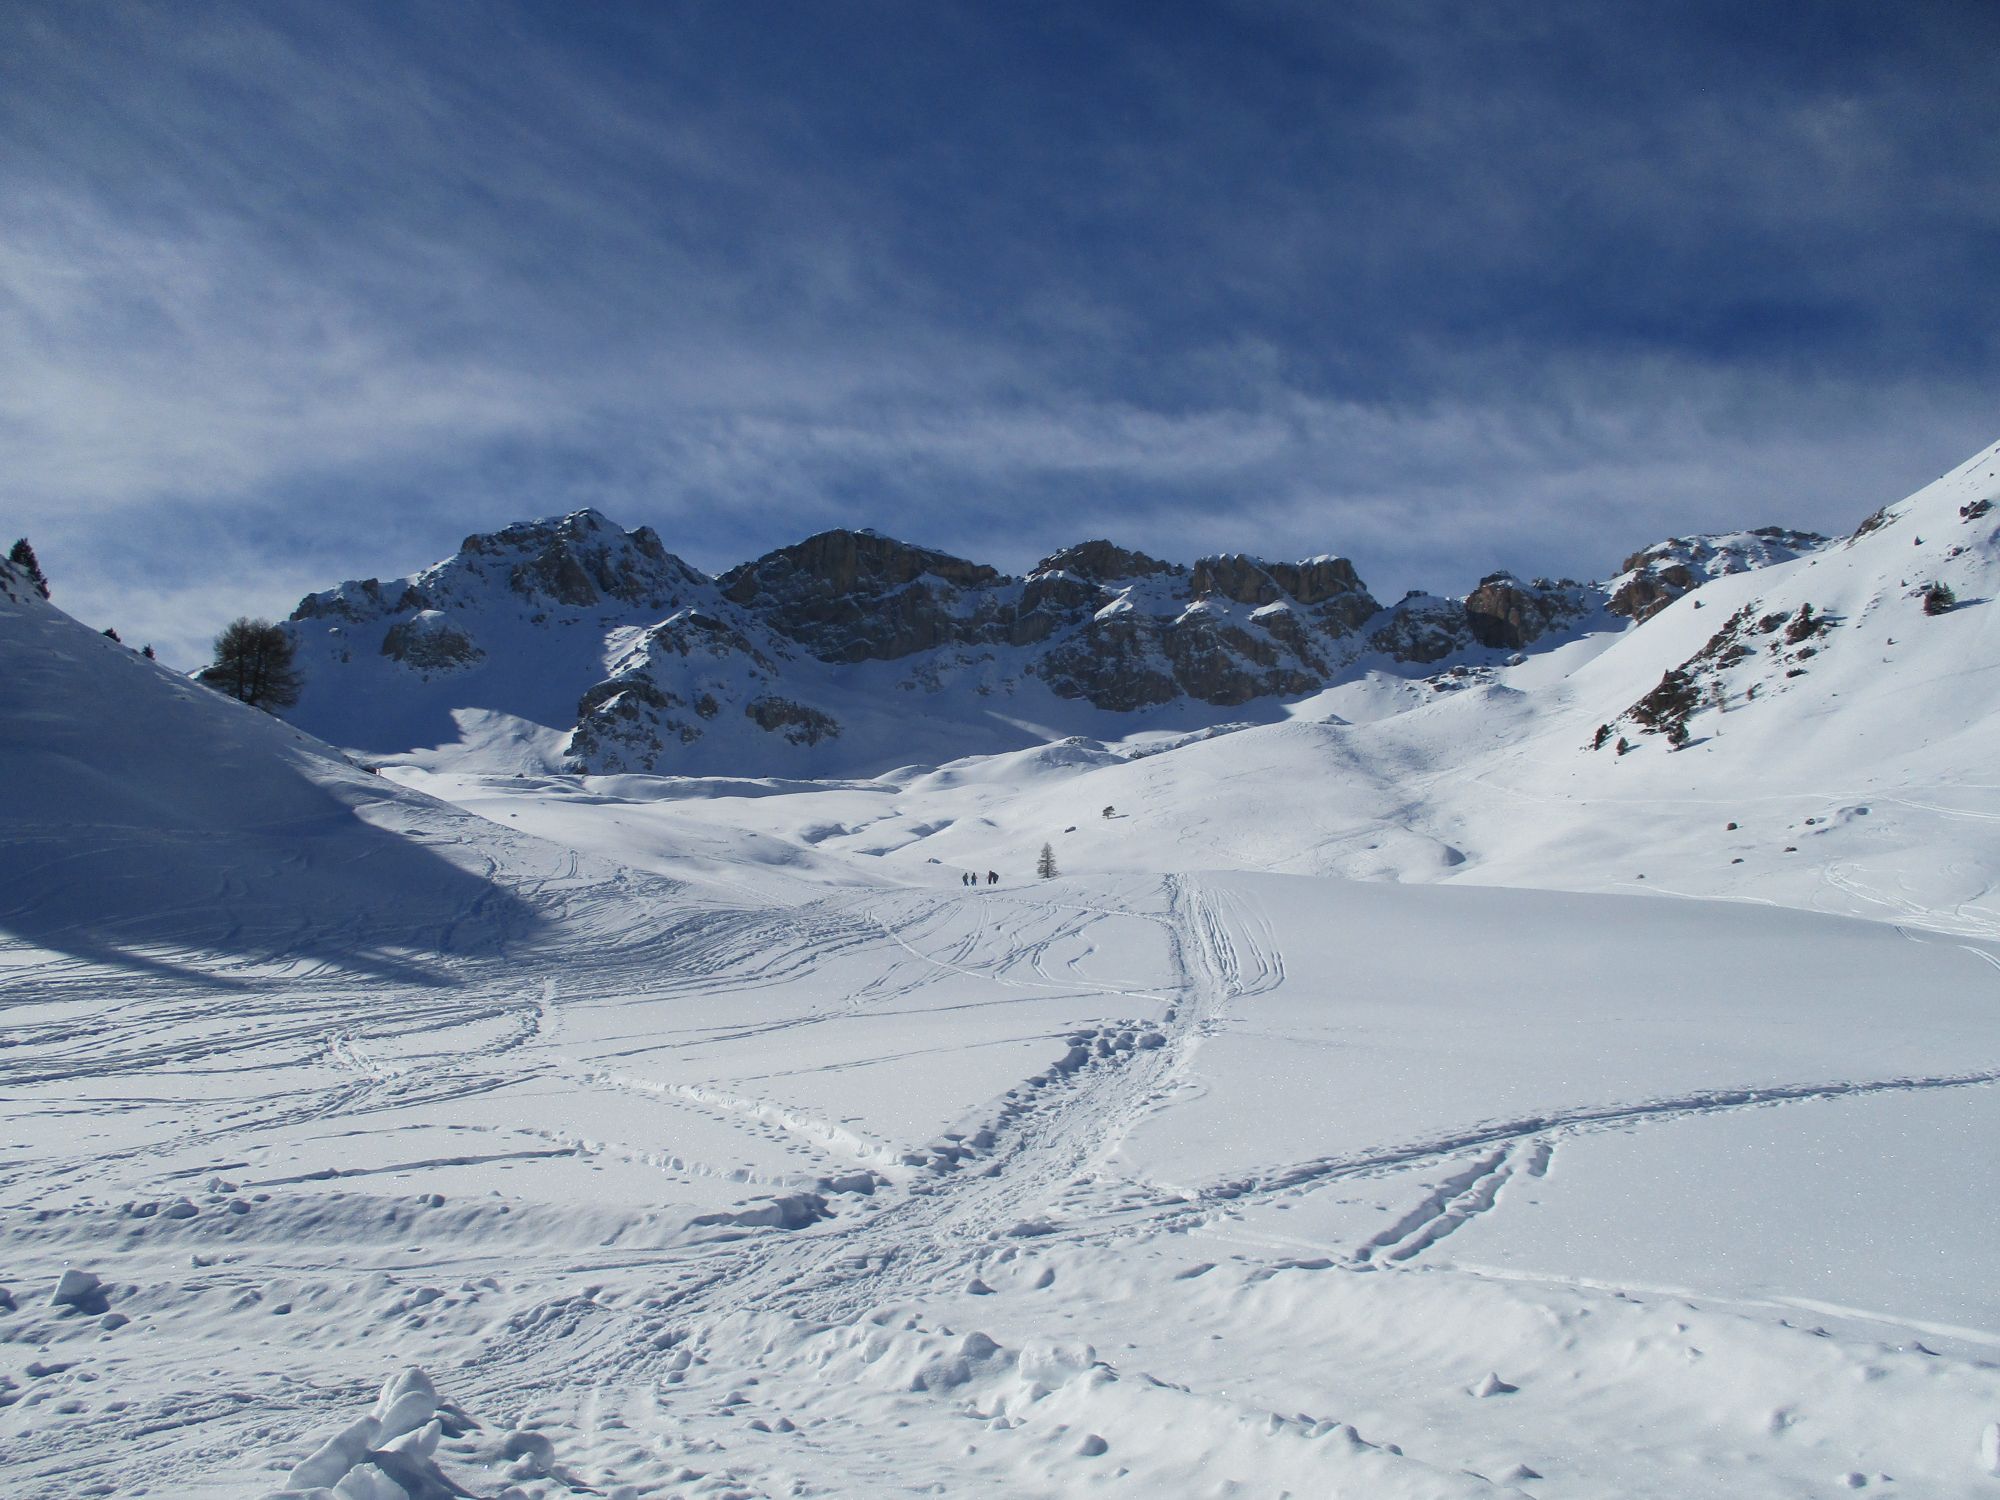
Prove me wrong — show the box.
[278,508,1837,776]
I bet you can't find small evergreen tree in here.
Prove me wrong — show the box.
[102,626,120,642]
[8,538,49,599]
[1037,842,1058,879]
[199,617,302,711]
[141,644,156,659]
[1922,581,1957,616]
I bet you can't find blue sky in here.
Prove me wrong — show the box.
[4,1,1997,665]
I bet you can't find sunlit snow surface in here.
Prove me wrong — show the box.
[8,444,2000,1497]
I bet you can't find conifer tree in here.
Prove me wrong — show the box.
[8,538,49,599]
[1037,842,1058,879]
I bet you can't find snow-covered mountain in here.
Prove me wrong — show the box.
[282,511,1745,776]
[9,442,2000,1499]
[346,437,2000,932]
[704,435,1999,916]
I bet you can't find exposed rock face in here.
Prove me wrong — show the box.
[1037,618,1182,711]
[1021,548,1379,708]
[1462,573,1590,650]
[1605,564,1697,625]
[1607,528,1828,623]
[379,612,481,672]
[479,511,693,611]
[719,530,1004,663]
[1031,540,1176,584]
[1364,575,1591,662]
[715,528,1384,709]
[299,511,704,627]
[282,507,1823,777]
[1369,594,1470,665]
[567,678,697,774]
[1600,597,1840,750]
[292,576,426,625]
[1037,603,1326,710]
[1267,555,1371,609]
[564,604,798,772]
[744,696,841,745]
[1190,554,1284,607]
[1185,554,1373,631]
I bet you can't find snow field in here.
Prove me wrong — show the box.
[10,446,2000,1495]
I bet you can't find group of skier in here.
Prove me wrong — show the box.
[960,870,999,887]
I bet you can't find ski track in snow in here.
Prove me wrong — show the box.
[1178,1068,2000,1241]
[0,874,1291,1495]
[10,867,2000,1498]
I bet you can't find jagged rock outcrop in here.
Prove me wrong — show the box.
[567,678,692,773]
[1607,528,1828,623]
[295,511,704,627]
[291,575,428,626]
[1190,554,1285,607]
[1365,575,1591,663]
[1368,593,1469,665]
[379,612,481,672]
[564,604,800,771]
[1186,554,1377,635]
[718,530,1005,663]
[1032,540,1176,584]
[279,505,1828,777]
[713,528,1385,710]
[1599,598,1840,750]
[477,511,696,611]
[1462,573,1591,649]
[745,696,841,745]
[1025,549,1375,708]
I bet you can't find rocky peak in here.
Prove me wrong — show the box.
[478,510,697,610]
[1190,554,1284,607]
[292,510,703,624]
[718,530,1004,664]
[290,575,424,625]
[1186,553,1378,636]
[1265,555,1371,608]
[1368,592,1469,665]
[1031,540,1179,584]
[720,529,999,606]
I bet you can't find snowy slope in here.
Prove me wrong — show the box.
[528,437,2000,937]
[8,446,2000,1499]
[0,559,554,977]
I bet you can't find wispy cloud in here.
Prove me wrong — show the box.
[3,1,1995,666]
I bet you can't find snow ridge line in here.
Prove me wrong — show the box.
[1196,1069,2000,1211]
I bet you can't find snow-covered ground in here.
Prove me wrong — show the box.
[7,444,2000,1498]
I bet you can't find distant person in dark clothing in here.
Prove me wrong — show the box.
[986,870,998,885]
